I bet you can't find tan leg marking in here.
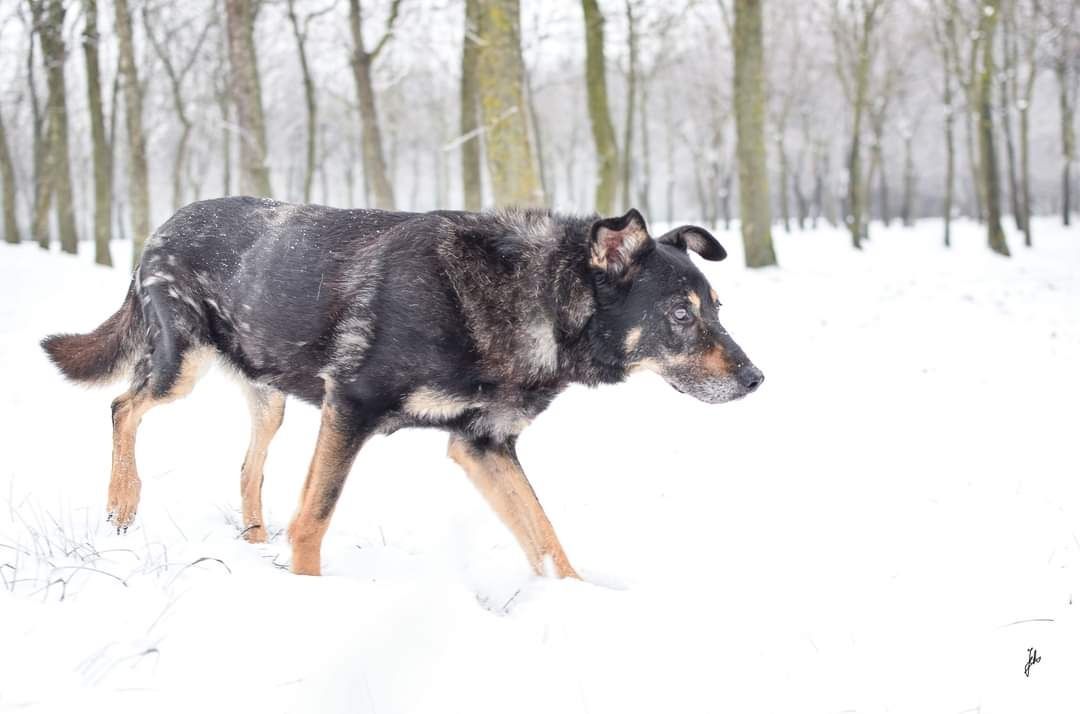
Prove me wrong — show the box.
[448,436,580,579]
[287,397,365,576]
[239,384,285,543]
[108,347,213,530]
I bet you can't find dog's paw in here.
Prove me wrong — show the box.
[106,482,141,534]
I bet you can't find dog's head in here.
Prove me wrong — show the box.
[587,209,763,404]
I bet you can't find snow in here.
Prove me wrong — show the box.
[1,218,1078,713]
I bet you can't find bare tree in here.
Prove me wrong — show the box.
[82,0,112,265]
[225,0,273,197]
[286,0,335,204]
[144,6,213,212]
[25,1,47,244]
[977,0,1009,255]
[1043,0,1079,225]
[37,0,79,254]
[1014,0,1042,246]
[474,0,542,206]
[831,0,888,249]
[348,0,401,209]
[460,0,482,210]
[620,0,639,211]
[931,0,957,245]
[0,106,20,244]
[733,0,777,266]
[582,0,619,214]
[114,0,152,263]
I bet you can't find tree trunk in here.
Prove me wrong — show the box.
[287,0,318,204]
[941,20,954,247]
[620,0,638,211]
[733,0,777,267]
[999,7,1022,231]
[83,0,112,265]
[637,82,652,218]
[474,0,541,206]
[27,2,47,246]
[901,133,915,227]
[0,108,19,244]
[114,0,151,264]
[348,0,398,210]
[460,0,482,211]
[1056,62,1075,226]
[963,107,983,221]
[582,0,619,214]
[225,0,273,197]
[978,0,1009,256]
[846,40,871,249]
[776,133,790,232]
[39,0,79,255]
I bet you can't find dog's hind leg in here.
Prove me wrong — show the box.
[238,383,285,543]
[107,346,213,532]
[448,435,580,580]
[287,387,371,575]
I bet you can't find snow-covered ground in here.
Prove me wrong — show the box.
[1,218,1077,713]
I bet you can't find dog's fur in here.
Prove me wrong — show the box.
[42,197,763,577]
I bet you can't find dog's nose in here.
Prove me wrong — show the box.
[737,364,764,392]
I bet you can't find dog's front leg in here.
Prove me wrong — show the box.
[448,435,580,579]
[288,389,371,576]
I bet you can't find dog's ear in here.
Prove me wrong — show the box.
[656,225,727,261]
[589,208,653,279]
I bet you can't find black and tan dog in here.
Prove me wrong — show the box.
[42,197,763,577]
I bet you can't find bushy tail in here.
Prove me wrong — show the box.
[41,281,141,384]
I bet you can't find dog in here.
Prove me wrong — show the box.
[42,197,763,577]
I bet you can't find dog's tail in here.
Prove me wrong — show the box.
[41,281,142,384]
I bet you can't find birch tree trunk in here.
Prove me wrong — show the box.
[582,0,619,214]
[225,0,273,197]
[474,0,541,206]
[114,0,151,264]
[734,0,776,266]
[83,0,112,265]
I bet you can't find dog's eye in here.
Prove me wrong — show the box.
[672,307,692,323]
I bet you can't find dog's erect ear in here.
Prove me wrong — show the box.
[656,225,727,261]
[589,208,653,278]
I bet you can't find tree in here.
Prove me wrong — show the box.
[225,0,273,197]
[348,0,401,209]
[733,0,777,266]
[831,0,888,250]
[1014,0,1042,246]
[1044,0,1079,225]
[36,0,79,255]
[620,0,639,212]
[287,1,335,204]
[114,0,152,265]
[474,0,542,206]
[25,1,47,246]
[582,0,619,214]
[931,0,957,246]
[144,5,213,212]
[82,0,112,265]
[460,0,483,211]
[0,107,19,245]
[977,0,1010,255]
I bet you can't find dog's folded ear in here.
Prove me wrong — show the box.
[589,208,653,279]
[656,225,727,261]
